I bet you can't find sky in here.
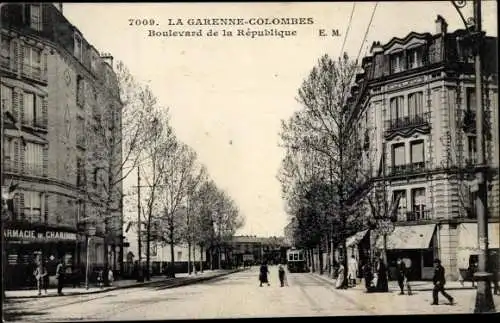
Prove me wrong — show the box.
[62,1,497,238]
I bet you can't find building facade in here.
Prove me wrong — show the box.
[346,16,499,280]
[1,3,123,288]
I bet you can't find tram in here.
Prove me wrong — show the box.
[286,248,308,273]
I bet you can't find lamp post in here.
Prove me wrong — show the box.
[85,225,96,290]
[451,0,495,313]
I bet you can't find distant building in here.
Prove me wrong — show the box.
[230,235,288,265]
[1,3,123,288]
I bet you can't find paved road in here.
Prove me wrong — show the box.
[3,266,498,321]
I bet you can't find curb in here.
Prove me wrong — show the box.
[311,273,478,292]
[6,269,246,300]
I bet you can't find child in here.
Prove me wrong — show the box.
[278,264,287,287]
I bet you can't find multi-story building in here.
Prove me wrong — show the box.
[346,15,499,280]
[1,3,123,288]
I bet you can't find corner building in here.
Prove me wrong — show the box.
[1,3,123,288]
[346,16,499,281]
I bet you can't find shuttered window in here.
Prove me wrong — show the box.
[23,92,35,126]
[467,87,476,112]
[1,37,10,69]
[22,46,42,79]
[1,85,13,114]
[23,191,42,223]
[392,143,406,166]
[25,142,44,176]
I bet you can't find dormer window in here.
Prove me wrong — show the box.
[74,34,82,61]
[30,4,42,31]
[390,52,405,74]
[407,46,425,69]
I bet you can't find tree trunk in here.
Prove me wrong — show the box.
[188,240,192,275]
[310,248,316,273]
[326,232,332,276]
[200,245,204,273]
[193,243,197,274]
[146,220,151,281]
[209,246,214,270]
[169,231,175,278]
[217,246,221,270]
[318,242,324,275]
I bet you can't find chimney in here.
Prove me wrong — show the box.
[435,15,448,34]
[100,53,114,69]
[370,41,383,54]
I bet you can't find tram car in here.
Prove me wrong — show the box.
[286,248,308,273]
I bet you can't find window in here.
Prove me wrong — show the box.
[288,254,293,261]
[76,158,85,187]
[1,37,10,68]
[23,92,36,126]
[467,135,477,164]
[30,4,42,31]
[407,46,424,69]
[293,253,298,261]
[410,140,425,165]
[74,34,82,61]
[23,46,42,78]
[466,87,476,112]
[1,85,13,114]
[23,191,42,223]
[76,117,85,146]
[390,96,404,120]
[24,142,44,176]
[392,143,406,167]
[390,52,405,73]
[76,76,84,107]
[412,188,426,218]
[393,190,407,219]
[408,92,424,117]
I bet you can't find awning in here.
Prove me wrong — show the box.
[375,224,436,250]
[457,223,500,250]
[346,230,368,247]
[456,223,499,268]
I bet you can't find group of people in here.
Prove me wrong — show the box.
[33,259,115,296]
[258,261,288,287]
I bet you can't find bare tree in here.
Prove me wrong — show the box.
[279,53,362,287]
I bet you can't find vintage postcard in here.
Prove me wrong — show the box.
[1,1,499,321]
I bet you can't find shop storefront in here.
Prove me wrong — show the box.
[375,224,437,281]
[3,224,80,289]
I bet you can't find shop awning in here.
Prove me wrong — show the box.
[375,224,436,250]
[457,223,500,250]
[346,230,368,247]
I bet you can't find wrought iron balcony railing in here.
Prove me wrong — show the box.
[387,161,428,177]
[406,209,431,221]
[384,112,430,134]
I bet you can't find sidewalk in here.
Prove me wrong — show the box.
[5,269,243,299]
[311,272,486,292]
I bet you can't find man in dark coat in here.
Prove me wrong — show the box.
[432,258,454,305]
[396,257,412,295]
[259,261,270,287]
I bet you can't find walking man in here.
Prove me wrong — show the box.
[432,258,454,305]
[56,258,65,296]
[34,261,48,296]
[278,264,287,287]
[396,257,412,295]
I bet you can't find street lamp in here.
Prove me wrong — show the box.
[451,0,495,313]
[85,225,96,289]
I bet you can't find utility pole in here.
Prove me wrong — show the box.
[471,0,495,313]
[137,166,143,282]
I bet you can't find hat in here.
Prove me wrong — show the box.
[433,259,441,264]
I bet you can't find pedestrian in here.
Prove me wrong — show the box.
[362,261,374,292]
[431,258,454,305]
[375,255,388,292]
[108,268,114,286]
[348,255,358,287]
[55,258,65,296]
[396,257,412,295]
[335,261,345,289]
[470,260,478,288]
[259,261,270,287]
[33,261,48,296]
[278,264,287,287]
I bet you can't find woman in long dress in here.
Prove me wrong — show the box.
[335,262,345,289]
[259,262,270,287]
